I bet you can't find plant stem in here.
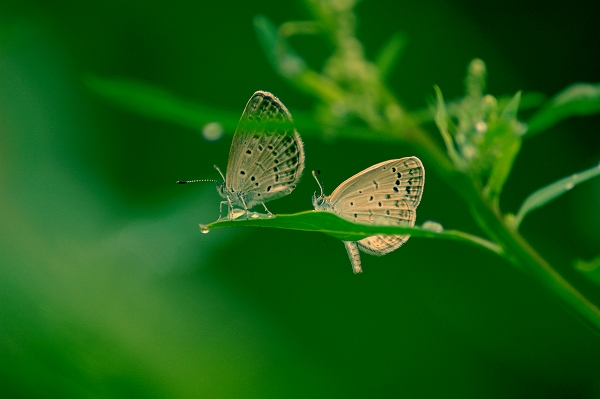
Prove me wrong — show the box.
[371,85,600,333]
[395,115,600,333]
[292,0,600,333]
[468,189,600,333]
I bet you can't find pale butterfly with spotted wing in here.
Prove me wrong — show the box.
[312,157,424,273]
[178,91,305,220]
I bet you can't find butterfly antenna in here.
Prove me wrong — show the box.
[176,179,218,184]
[213,165,226,181]
[311,170,324,197]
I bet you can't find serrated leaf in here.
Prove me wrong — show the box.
[200,211,502,255]
[375,32,407,81]
[514,161,600,228]
[526,83,600,136]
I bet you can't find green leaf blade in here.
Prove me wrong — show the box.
[253,14,307,79]
[84,75,240,131]
[514,161,600,227]
[433,86,464,169]
[200,211,502,255]
[484,91,523,202]
[526,83,600,136]
[375,32,407,81]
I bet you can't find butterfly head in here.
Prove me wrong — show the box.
[216,182,226,198]
[311,170,328,210]
[213,164,227,198]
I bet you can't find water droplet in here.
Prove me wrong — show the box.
[202,122,224,141]
[571,173,579,181]
[422,220,444,232]
[199,224,210,234]
[565,182,574,190]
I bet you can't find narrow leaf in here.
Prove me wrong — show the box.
[200,211,502,256]
[412,91,545,125]
[514,161,600,227]
[253,15,306,79]
[375,32,407,81]
[84,75,240,131]
[518,91,546,110]
[500,90,522,122]
[433,86,465,170]
[485,135,521,202]
[526,83,600,136]
[484,91,523,201]
[253,15,345,103]
[86,75,362,140]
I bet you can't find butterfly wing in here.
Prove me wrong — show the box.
[327,157,424,256]
[225,91,305,209]
[328,157,424,208]
[355,198,415,256]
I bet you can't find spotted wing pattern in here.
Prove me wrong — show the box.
[325,157,424,272]
[225,91,305,209]
[328,157,424,210]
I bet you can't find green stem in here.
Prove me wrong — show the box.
[468,189,600,333]
[376,82,600,333]
[398,115,600,333]
[286,0,600,333]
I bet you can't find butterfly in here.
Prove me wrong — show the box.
[312,157,425,273]
[178,91,305,220]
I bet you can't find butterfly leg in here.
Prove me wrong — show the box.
[228,196,238,220]
[343,241,363,274]
[261,203,274,218]
[218,201,229,221]
[239,196,251,220]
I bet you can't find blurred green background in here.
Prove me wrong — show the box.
[1,0,600,398]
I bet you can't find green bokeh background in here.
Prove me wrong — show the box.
[1,0,600,398]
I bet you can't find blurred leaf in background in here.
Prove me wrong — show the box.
[1,0,600,398]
